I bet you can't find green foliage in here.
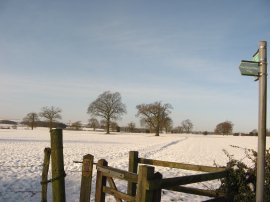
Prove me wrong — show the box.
[218,146,270,201]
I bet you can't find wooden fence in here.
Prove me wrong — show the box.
[93,151,229,202]
[127,151,229,201]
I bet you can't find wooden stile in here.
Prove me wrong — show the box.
[92,150,228,202]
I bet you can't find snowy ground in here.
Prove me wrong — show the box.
[0,128,268,202]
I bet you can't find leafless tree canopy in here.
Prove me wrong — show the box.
[215,121,233,135]
[39,106,62,130]
[87,91,126,134]
[181,119,193,133]
[23,112,40,130]
[136,101,173,136]
[127,122,136,132]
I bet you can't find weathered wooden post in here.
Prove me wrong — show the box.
[41,147,51,202]
[127,151,139,196]
[136,165,155,202]
[80,154,94,202]
[50,129,66,202]
[152,172,162,202]
[95,159,108,202]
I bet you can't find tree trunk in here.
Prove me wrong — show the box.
[155,127,159,136]
[106,119,110,134]
[49,120,53,130]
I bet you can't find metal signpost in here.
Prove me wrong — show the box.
[239,41,267,202]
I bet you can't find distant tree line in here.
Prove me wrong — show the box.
[0,120,17,125]
[3,90,265,136]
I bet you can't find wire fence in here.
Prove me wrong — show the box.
[0,161,85,199]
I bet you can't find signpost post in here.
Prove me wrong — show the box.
[239,41,267,202]
[257,41,267,202]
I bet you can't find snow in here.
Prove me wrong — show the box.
[0,128,268,202]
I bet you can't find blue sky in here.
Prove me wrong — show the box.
[0,0,269,132]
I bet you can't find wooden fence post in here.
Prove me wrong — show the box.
[136,165,155,202]
[95,159,108,202]
[80,154,94,202]
[50,129,66,202]
[41,147,51,202]
[127,151,139,196]
[152,172,162,202]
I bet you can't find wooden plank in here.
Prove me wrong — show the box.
[103,186,136,202]
[168,185,226,198]
[96,165,138,183]
[128,151,139,196]
[107,177,122,202]
[80,154,94,202]
[147,170,227,190]
[139,158,226,172]
[97,166,124,178]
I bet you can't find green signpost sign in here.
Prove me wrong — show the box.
[239,60,259,76]
[253,49,259,62]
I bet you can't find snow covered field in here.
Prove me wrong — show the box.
[0,128,269,202]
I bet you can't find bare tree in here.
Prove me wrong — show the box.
[88,118,100,131]
[164,117,173,133]
[215,121,233,135]
[87,91,126,134]
[173,126,184,133]
[136,101,173,136]
[127,122,136,133]
[39,106,62,130]
[22,112,40,130]
[181,119,193,133]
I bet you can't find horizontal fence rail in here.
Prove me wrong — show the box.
[169,186,226,198]
[147,170,228,190]
[138,157,226,172]
[96,165,138,183]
